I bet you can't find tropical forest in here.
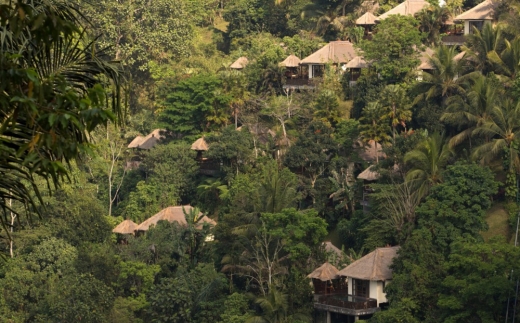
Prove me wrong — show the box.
[2,0,520,322]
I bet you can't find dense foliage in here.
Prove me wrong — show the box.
[2,0,520,322]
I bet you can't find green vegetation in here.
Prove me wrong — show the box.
[2,0,520,322]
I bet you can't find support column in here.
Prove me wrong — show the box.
[326,311,331,323]
[354,315,359,321]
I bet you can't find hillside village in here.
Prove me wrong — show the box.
[1,0,520,322]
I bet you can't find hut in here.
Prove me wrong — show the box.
[300,41,357,79]
[279,54,302,80]
[191,137,209,160]
[455,0,497,35]
[345,56,368,85]
[338,246,399,306]
[357,140,386,164]
[376,0,429,21]
[112,219,139,235]
[128,129,165,150]
[136,206,216,232]
[230,56,249,70]
[356,12,378,38]
[308,262,347,298]
[416,47,435,81]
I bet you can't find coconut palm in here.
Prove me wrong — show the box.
[404,132,454,197]
[247,289,291,323]
[416,5,452,46]
[0,1,124,237]
[441,75,498,147]
[472,98,520,173]
[414,45,477,107]
[380,84,412,143]
[463,22,504,74]
[487,37,520,84]
[359,102,391,163]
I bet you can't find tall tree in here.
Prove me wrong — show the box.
[404,132,454,198]
[359,15,423,82]
[0,0,124,242]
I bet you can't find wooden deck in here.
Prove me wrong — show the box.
[314,294,380,316]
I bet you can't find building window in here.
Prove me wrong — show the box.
[312,65,324,78]
[352,279,369,298]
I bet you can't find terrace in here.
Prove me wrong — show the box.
[314,294,380,316]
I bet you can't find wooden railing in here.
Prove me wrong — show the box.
[316,294,378,310]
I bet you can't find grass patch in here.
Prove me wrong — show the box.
[482,202,511,242]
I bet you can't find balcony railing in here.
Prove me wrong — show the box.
[314,293,379,316]
[441,35,466,45]
[283,78,316,89]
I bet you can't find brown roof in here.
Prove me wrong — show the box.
[112,219,139,234]
[376,0,430,21]
[300,41,357,65]
[356,12,378,25]
[346,56,368,68]
[307,262,340,281]
[128,129,165,149]
[191,137,209,151]
[418,47,435,70]
[357,140,386,162]
[453,51,466,61]
[136,206,216,231]
[279,54,301,67]
[338,246,400,281]
[357,165,381,181]
[324,241,343,258]
[230,56,248,69]
[196,215,217,229]
[455,0,497,21]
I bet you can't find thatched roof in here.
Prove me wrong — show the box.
[376,0,429,21]
[128,129,165,149]
[196,215,217,229]
[356,12,378,25]
[418,47,435,70]
[346,56,368,68]
[453,51,466,61]
[338,246,400,281]
[301,41,357,65]
[279,54,301,67]
[324,241,343,258]
[191,137,209,151]
[230,56,249,69]
[308,262,340,281]
[112,219,139,234]
[455,0,497,21]
[136,206,216,231]
[358,165,381,181]
[357,140,386,162]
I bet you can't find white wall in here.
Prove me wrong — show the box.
[348,277,353,295]
[464,20,470,35]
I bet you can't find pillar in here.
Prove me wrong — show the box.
[326,311,331,323]
[354,316,359,321]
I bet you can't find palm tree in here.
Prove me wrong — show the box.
[441,75,498,147]
[487,37,520,84]
[463,22,504,74]
[380,84,412,143]
[247,289,289,323]
[472,98,520,173]
[359,102,391,163]
[414,45,477,107]
[404,132,454,197]
[0,1,124,237]
[416,5,452,46]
